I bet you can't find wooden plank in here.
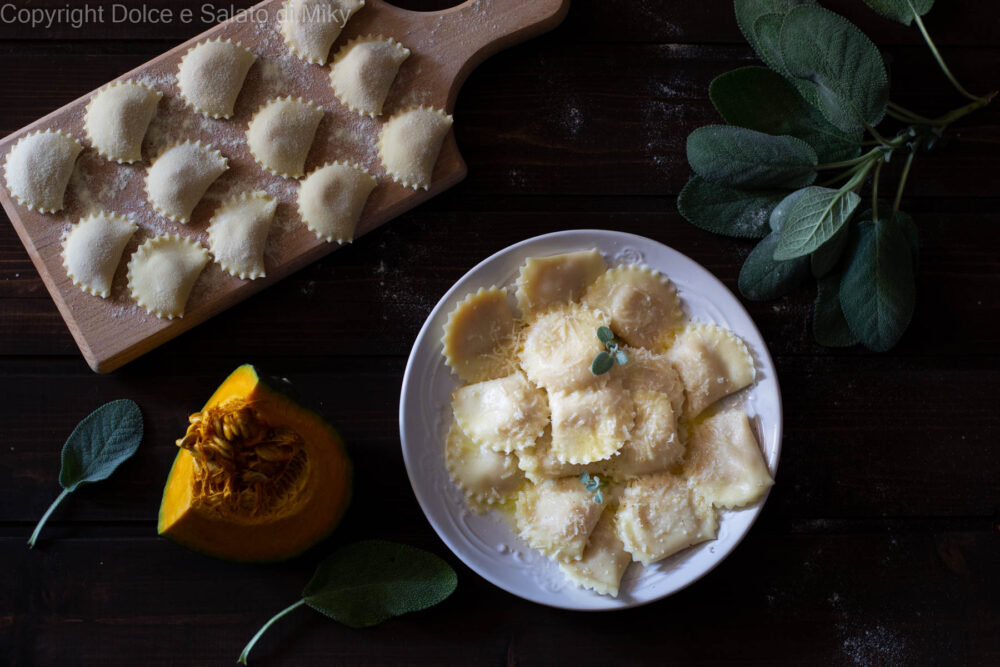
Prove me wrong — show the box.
[0,0,996,46]
[3,201,999,358]
[0,0,571,372]
[2,529,996,665]
[1,44,996,198]
[1,354,997,524]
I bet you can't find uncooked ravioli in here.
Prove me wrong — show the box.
[176,39,255,119]
[329,35,410,117]
[85,80,161,163]
[378,106,453,189]
[4,130,82,213]
[297,162,377,243]
[206,191,277,280]
[127,235,210,319]
[62,211,137,298]
[281,0,365,65]
[247,97,323,178]
[145,141,228,223]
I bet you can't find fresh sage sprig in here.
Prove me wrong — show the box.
[27,399,144,548]
[238,540,457,665]
[678,0,995,351]
[579,472,608,504]
[591,326,628,375]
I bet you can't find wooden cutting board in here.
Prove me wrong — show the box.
[0,0,569,372]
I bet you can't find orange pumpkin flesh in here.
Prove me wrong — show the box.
[158,365,351,561]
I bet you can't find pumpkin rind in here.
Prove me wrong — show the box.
[157,364,351,561]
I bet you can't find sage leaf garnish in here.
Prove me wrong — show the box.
[27,399,143,548]
[677,177,786,239]
[591,327,629,376]
[839,217,916,352]
[738,231,811,301]
[686,125,818,190]
[238,541,457,665]
[774,186,861,260]
[680,1,993,351]
[580,473,608,505]
[779,6,889,133]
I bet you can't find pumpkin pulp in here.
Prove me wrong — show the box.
[158,365,351,561]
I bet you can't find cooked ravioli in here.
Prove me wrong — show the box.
[686,409,773,509]
[519,304,610,393]
[85,80,161,163]
[616,473,718,565]
[127,234,210,319]
[297,161,377,242]
[441,286,518,383]
[609,390,682,479]
[559,512,632,596]
[583,264,684,349]
[378,106,453,189]
[515,249,607,317]
[549,381,633,465]
[452,372,548,454]
[281,0,365,65]
[516,427,609,484]
[667,323,755,420]
[206,191,277,280]
[620,346,685,417]
[330,35,410,116]
[177,39,255,119]
[515,478,606,562]
[444,421,522,509]
[145,141,228,223]
[4,130,82,213]
[62,211,137,298]
[247,96,324,178]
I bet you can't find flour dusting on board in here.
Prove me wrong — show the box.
[0,0,562,371]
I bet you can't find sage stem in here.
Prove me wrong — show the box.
[893,151,916,217]
[27,488,71,548]
[909,6,981,102]
[872,158,884,222]
[238,599,307,665]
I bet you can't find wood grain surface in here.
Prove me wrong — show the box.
[1,1,998,666]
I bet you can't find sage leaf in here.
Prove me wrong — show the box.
[769,188,810,233]
[738,231,811,301]
[238,541,457,664]
[839,218,916,351]
[591,351,614,375]
[710,67,861,163]
[615,349,629,366]
[810,220,851,277]
[596,326,615,344]
[686,125,818,190]
[862,0,934,26]
[303,541,457,627]
[813,272,858,347]
[774,186,861,260]
[779,6,889,133]
[678,177,787,239]
[28,399,143,548]
[734,0,816,74]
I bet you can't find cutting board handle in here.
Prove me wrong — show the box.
[392,0,571,109]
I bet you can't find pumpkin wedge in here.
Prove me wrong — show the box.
[158,364,351,561]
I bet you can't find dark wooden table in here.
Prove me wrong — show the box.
[3,1,998,665]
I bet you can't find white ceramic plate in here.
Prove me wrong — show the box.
[399,230,782,610]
